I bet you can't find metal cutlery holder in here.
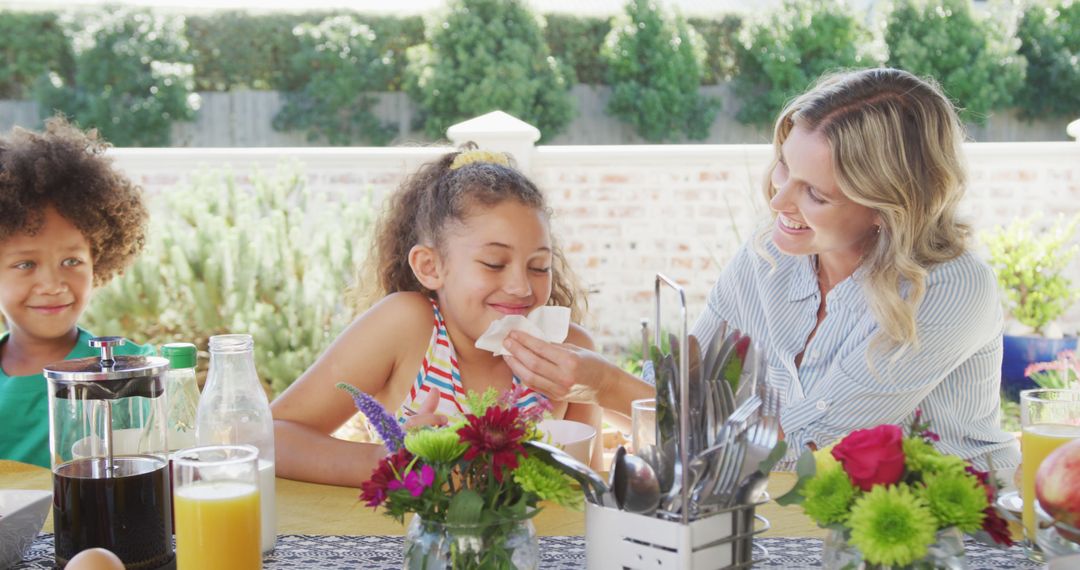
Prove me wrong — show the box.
[584,274,770,569]
[585,499,769,569]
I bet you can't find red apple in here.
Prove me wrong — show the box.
[1036,438,1080,544]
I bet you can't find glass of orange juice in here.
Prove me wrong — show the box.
[173,444,262,570]
[1020,389,1080,562]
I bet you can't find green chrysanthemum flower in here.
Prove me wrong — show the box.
[404,427,467,463]
[848,485,937,567]
[462,388,500,416]
[801,467,857,525]
[920,472,988,533]
[512,455,583,510]
[903,437,967,476]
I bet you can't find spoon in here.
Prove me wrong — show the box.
[525,440,614,507]
[614,448,661,515]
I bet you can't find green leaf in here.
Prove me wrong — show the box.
[775,448,817,506]
[757,440,788,475]
[446,489,484,527]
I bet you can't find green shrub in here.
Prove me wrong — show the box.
[33,8,198,147]
[544,14,611,85]
[186,12,316,92]
[981,214,1080,336]
[406,0,575,141]
[272,15,396,146]
[603,0,719,142]
[732,0,872,128]
[884,0,1026,125]
[688,14,744,85]
[187,12,425,93]
[1015,0,1080,120]
[0,11,73,99]
[81,167,374,395]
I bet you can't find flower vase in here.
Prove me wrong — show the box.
[403,515,540,570]
[821,527,967,570]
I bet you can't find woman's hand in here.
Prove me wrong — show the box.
[501,330,613,404]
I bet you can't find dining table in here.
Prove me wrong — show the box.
[1,460,1040,568]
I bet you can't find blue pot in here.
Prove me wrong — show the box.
[1001,335,1078,401]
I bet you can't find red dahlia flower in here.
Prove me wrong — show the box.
[360,448,413,508]
[457,405,527,482]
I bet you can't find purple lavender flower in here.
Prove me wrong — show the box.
[337,382,405,452]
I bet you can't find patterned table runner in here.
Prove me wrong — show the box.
[16,534,1041,569]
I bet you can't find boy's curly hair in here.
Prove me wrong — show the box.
[0,117,148,286]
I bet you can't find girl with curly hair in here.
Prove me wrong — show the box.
[272,148,601,487]
[0,118,154,467]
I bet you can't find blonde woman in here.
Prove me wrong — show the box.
[503,68,1020,474]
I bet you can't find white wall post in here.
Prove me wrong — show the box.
[446,111,541,174]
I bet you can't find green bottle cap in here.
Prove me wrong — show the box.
[161,343,197,369]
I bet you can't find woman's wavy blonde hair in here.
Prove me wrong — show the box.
[761,68,970,352]
[347,145,587,322]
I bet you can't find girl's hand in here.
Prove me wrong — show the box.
[501,330,614,404]
[403,389,448,430]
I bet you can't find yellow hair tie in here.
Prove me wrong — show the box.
[449,150,511,171]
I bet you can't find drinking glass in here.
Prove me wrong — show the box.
[631,398,657,453]
[1020,389,1080,562]
[173,444,262,570]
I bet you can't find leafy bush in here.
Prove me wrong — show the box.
[81,167,374,395]
[1015,0,1080,120]
[603,0,719,142]
[186,12,317,92]
[0,11,73,99]
[544,14,611,85]
[272,15,396,146]
[405,0,575,141]
[187,12,425,93]
[33,8,198,147]
[732,0,872,128]
[981,214,1080,336]
[884,0,1026,125]
[688,14,744,85]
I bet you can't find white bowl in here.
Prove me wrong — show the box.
[538,419,595,465]
[0,489,52,569]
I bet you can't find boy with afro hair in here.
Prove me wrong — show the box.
[0,117,155,467]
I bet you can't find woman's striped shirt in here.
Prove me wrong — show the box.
[692,239,1021,472]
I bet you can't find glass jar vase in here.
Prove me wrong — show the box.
[403,515,539,570]
[821,526,967,569]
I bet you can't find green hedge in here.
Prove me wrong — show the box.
[0,11,72,99]
[604,0,719,142]
[885,0,1026,125]
[2,4,1077,143]
[1016,0,1080,120]
[405,0,575,142]
[33,9,198,147]
[272,15,396,145]
[732,0,872,128]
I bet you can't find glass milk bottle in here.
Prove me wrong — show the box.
[196,334,276,553]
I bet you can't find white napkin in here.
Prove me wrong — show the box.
[475,306,572,356]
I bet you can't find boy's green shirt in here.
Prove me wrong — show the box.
[0,328,157,468]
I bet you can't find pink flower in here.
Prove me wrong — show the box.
[389,464,435,497]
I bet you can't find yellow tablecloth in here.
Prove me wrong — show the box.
[0,460,823,538]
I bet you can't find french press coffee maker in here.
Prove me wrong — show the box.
[44,337,175,570]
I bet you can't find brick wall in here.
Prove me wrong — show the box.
[108,140,1080,354]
